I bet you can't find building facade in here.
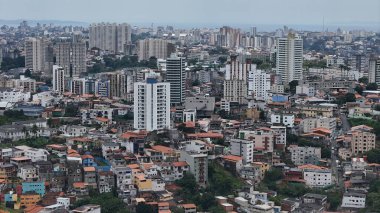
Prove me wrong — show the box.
[276,33,303,84]
[166,54,186,105]
[134,78,170,131]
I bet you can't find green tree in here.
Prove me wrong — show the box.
[289,80,299,94]
[136,202,157,213]
[366,83,378,91]
[355,86,363,95]
[358,77,369,84]
[366,149,380,163]
[192,79,200,86]
[31,124,39,137]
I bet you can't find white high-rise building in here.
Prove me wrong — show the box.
[89,23,131,53]
[52,65,65,94]
[25,37,53,74]
[166,54,186,105]
[248,65,271,101]
[138,39,173,61]
[368,57,380,85]
[134,78,170,131]
[223,56,253,104]
[276,33,303,84]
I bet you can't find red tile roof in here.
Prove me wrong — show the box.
[172,161,188,167]
[151,145,175,154]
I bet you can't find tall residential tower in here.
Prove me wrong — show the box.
[276,33,303,85]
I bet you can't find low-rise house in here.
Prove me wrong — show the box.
[270,114,295,127]
[18,165,38,181]
[341,192,366,209]
[220,155,243,174]
[14,145,49,162]
[72,204,101,213]
[299,165,332,188]
[179,204,197,213]
[102,143,120,160]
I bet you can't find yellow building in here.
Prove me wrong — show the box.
[20,193,41,208]
[252,162,271,180]
[299,105,333,118]
[134,174,152,192]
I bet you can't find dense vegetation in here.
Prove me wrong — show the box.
[359,180,380,213]
[73,192,130,213]
[0,137,65,149]
[287,134,331,158]
[258,168,342,211]
[348,118,380,137]
[88,55,158,74]
[175,163,244,212]
[0,56,25,71]
[0,110,31,125]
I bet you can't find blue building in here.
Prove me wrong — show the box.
[22,182,45,196]
[82,155,97,167]
[96,80,110,97]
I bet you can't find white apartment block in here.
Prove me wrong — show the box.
[288,145,321,166]
[302,117,336,133]
[0,88,30,103]
[14,145,49,162]
[134,79,170,131]
[220,99,230,112]
[52,65,65,94]
[248,66,271,101]
[270,114,295,127]
[296,85,315,97]
[183,109,196,122]
[230,139,254,164]
[57,197,70,210]
[303,169,332,188]
[341,193,366,209]
[276,33,303,84]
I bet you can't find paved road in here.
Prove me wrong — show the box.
[340,114,351,132]
[331,113,350,188]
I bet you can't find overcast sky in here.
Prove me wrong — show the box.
[0,0,379,28]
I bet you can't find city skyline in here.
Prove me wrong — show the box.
[0,0,379,31]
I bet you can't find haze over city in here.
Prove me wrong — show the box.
[0,0,379,30]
